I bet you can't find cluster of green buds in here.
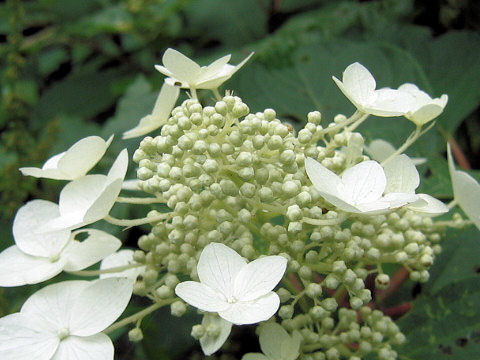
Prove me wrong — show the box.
[2,49,478,360]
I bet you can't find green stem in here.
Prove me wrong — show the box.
[190,87,197,99]
[320,111,364,135]
[104,213,171,227]
[116,196,165,204]
[104,298,175,334]
[309,263,333,273]
[66,263,143,277]
[447,199,457,209]
[345,113,369,132]
[212,88,222,101]
[381,125,423,166]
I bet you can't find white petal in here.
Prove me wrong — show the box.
[364,139,396,163]
[13,200,71,257]
[161,48,202,84]
[382,192,419,209]
[0,246,66,287]
[123,83,179,139]
[107,149,128,182]
[199,314,232,356]
[0,313,59,360]
[84,179,123,224]
[366,88,415,116]
[407,193,449,216]
[408,103,444,125]
[354,199,391,214]
[259,323,291,359]
[175,281,229,312]
[19,167,66,180]
[62,229,121,272]
[197,242,246,298]
[100,249,145,280]
[51,334,113,360]
[198,54,232,81]
[304,157,359,211]
[21,281,91,331]
[340,62,376,108]
[218,292,280,325]
[69,278,133,336]
[384,154,420,193]
[341,161,386,204]
[56,135,113,179]
[234,256,287,302]
[196,52,254,89]
[451,170,480,229]
[305,157,342,196]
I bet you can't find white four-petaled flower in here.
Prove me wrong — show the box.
[20,135,113,180]
[447,144,480,229]
[122,82,180,139]
[0,278,133,360]
[332,62,415,117]
[155,48,253,90]
[175,243,287,325]
[305,157,418,214]
[398,83,448,126]
[0,200,121,287]
[40,149,128,232]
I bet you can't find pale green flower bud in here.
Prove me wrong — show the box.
[128,328,144,342]
[191,324,205,339]
[170,301,187,317]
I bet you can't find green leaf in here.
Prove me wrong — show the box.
[33,68,125,126]
[398,228,480,359]
[183,0,267,47]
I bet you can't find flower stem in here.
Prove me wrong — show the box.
[302,214,346,226]
[320,111,365,135]
[190,87,197,99]
[381,125,423,166]
[447,199,457,209]
[212,88,222,101]
[66,263,143,277]
[104,298,175,334]
[104,213,171,227]
[375,267,409,304]
[116,196,165,204]
[345,113,369,132]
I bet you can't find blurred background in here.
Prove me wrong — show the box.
[1,0,480,359]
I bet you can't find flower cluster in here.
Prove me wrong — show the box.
[1,48,479,360]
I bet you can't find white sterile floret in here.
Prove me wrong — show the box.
[20,135,113,180]
[0,278,133,360]
[398,83,448,126]
[100,249,145,280]
[305,157,418,214]
[447,144,480,229]
[0,200,121,287]
[199,313,232,356]
[383,155,449,216]
[155,48,253,90]
[332,62,415,117]
[242,322,302,360]
[365,139,427,165]
[40,149,128,232]
[122,82,180,139]
[175,243,287,325]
